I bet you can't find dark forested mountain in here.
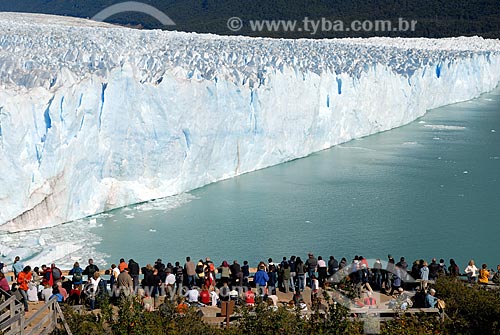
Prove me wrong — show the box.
[1,0,499,38]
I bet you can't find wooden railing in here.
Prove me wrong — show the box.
[0,295,24,335]
[0,290,72,335]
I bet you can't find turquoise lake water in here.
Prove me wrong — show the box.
[91,87,500,270]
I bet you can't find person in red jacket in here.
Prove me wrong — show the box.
[245,287,255,306]
[17,266,32,312]
[199,285,211,305]
[41,265,54,287]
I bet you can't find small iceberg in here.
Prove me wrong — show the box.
[424,124,466,131]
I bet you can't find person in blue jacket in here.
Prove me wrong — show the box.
[425,288,438,308]
[50,286,64,302]
[68,262,84,287]
[254,264,269,296]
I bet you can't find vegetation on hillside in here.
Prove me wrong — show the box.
[1,0,499,38]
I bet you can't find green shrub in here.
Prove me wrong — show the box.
[434,277,500,335]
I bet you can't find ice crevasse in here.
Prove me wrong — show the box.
[1,13,500,232]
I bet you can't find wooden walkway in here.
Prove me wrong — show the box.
[0,293,71,335]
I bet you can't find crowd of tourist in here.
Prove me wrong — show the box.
[0,253,499,313]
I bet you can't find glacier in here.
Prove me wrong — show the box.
[1,12,500,233]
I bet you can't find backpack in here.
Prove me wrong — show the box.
[97,278,108,295]
[52,268,62,281]
[72,269,82,283]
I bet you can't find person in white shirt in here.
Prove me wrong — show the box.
[112,265,120,281]
[464,260,478,283]
[41,284,53,303]
[165,270,176,286]
[209,286,219,307]
[185,287,199,305]
[165,268,176,297]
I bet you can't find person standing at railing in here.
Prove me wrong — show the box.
[83,259,99,282]
[295,257,305,292]
[12,256,24,279]
[305,253,318,288]
[69,262,84,288]
[17,266,32,312]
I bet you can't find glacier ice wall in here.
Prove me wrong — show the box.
[1,13,500,231]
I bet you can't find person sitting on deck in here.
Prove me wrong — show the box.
[478,264,490,284]
[209,286,219,307]
[185,286,200,306]
[50,285,64,303]
[425,288,437,308]
[41,284,53,303]
[245,286,255,306]
[68,285,82,305]
[389,289,412,310]
[229,288,239,302]
[267,294,278,311]
[176,297,189,314]
[363,291,377,308]
[199,285,211,305]
[56,281,68,301]
[464,260,479,283]
[492,265,500,284]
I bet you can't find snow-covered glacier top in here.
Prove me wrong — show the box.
[1,12,500,91]
[1,12,500,235]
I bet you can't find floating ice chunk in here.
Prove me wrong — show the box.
[149,229,157,232]
[492,129,496,133]
[424,125,466,130]
[463,170,469,174]
[93,213,114,219]
[403,141,418,145]
[418,121,426,124]
[433,137,440,140]
[134,194,195,212]
[125,214,135,219]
